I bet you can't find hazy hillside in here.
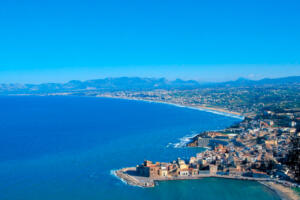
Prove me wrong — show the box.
[0,76,299,95]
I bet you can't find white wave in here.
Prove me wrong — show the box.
[194,107,244,120]
[133,99,244,120]
[110,169,147,188]
[110,169,128,185]
[166,142,172,148]
[172,133,198,148]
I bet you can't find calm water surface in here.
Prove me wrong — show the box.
[0,96,280,200]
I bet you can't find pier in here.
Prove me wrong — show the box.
[115,167,155,187]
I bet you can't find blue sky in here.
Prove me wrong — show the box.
[0,0,299,83]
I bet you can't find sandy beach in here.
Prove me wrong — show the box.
[96,95,244,119]
[195,105,242,117]
[260,181,299,200]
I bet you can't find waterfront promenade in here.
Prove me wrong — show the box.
[115,167,299,200]
[115,167,277,188]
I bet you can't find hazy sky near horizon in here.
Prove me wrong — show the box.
[0,0,300,83]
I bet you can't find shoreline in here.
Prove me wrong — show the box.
[114,167,299,200]
[97,95,244,149]
[96,95,245,120]
[10,94,244,119]
[259,181,299,200]
[102,96,298,200]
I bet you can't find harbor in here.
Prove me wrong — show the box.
[115,166,299,200]
[115,166,280,188]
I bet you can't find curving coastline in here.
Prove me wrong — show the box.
[96,95,245,120]
[259,181,299,200]
[104,95,299,200]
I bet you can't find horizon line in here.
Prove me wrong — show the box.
[1,75,299,85]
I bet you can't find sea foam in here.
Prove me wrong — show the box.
[172,133,198,148]
[110,169,128,185]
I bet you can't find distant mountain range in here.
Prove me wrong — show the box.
[210,76,300,88]
[0,76,299,95]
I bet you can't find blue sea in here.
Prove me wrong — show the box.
[0,96,280,200]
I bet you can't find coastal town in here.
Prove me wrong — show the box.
[116,108,299,183]
[111,84,300,199]
[96,81,300,118]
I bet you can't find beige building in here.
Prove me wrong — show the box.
[209,165,218,175]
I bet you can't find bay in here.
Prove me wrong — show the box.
[0,96,280,200]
